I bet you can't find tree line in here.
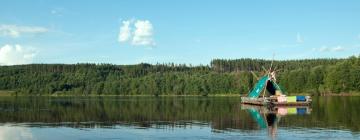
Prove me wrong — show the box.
[0,56,359,95]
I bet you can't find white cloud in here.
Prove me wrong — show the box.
[118,19,155,46]
[118,20,132,42]
[332,46,345,52]
[0,24,48,38]
[296,32,304,43]
[0,44,36,65]
[316,45,345,52]
[318,46,330,52]
[132,20,155,46]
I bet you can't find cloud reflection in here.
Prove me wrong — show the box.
[0,125,33,140]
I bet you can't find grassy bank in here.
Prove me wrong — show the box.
[0,90,15,96]
[1,90,359,97]
[319,92,360,96]
[0,91,241,97]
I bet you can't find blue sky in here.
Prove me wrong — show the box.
[0,0,360,65]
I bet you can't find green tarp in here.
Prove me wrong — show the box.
[270,80,286,95]
[248,75,285,98]
[248,76,268,98]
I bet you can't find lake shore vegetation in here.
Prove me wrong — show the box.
[1,56,359,96]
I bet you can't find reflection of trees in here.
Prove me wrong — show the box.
[279,96,360,131]
[0,96,359,132]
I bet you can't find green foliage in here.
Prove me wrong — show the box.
[0,56,359,95]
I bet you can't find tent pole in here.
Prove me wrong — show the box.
[262,79,268,99]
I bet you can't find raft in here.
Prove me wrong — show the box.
[241,96,312,106]
[241,74,312,106]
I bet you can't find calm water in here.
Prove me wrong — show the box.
[0,96,360,140]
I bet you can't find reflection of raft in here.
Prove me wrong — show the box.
[242,104,312,139]
[241,104,312,115]
[241,74,312,106]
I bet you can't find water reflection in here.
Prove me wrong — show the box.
[242,104,312,139]
[0,96,359,139]
[0,125,33,140]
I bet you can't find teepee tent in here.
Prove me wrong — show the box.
[242,56,311,106]
[248,75,285,98]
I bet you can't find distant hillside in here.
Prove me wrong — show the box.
[0,56,359,96]
[211,58,343,72]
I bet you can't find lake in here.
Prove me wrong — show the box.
[0,96,359,140]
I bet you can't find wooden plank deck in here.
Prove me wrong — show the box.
[241,96,311,106]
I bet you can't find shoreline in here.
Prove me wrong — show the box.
[319,93,360,96]
[1,90,359,97]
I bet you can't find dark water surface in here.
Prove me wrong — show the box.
[0,96,360,139]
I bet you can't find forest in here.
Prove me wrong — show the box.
[0,56,359,96]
